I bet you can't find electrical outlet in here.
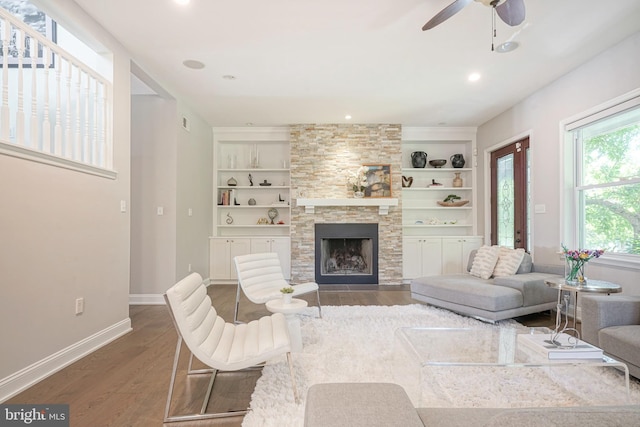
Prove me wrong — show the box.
[75,297,84,315]
[188,263,192,272]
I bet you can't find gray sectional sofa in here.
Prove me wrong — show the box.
[411,251,564,322]
[581,294,640,379]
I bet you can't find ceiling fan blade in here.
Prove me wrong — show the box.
[422,0,473,31]
[495,0,525,26]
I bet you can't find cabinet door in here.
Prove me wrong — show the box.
[250,239,271,254]
[210,238,231,280]
[419,238,443,277]
[460,237,483,272]
[402,238,424,280]
[210,238,250,280]
[442,237,483,274]
[229,239,251,280]
[269,238,291,280]
[441,238,463,275]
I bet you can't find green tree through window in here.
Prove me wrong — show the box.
[578,119,640,255]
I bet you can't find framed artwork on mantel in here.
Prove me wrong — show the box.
[363,164,391,198]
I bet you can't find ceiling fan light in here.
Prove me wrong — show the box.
[496,41,519,53]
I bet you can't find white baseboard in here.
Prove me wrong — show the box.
[129,294,166,305]
[0,318,132,402]
[129,280,215,305]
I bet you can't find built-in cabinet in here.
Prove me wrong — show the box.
[211,128,292,283]
[401,128,482,282]
[209,236,291,281]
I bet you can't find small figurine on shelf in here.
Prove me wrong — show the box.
[248,173,254,186]
[226,213,233,224]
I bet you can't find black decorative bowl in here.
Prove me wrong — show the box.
[429,159,447,168]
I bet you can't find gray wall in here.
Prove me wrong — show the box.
[477,31,640,295]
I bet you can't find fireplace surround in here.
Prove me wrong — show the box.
[315,223,379,285]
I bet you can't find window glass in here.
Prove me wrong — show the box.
[572,103,640,256]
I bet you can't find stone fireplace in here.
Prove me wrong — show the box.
[289,124,403,285]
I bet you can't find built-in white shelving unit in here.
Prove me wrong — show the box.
[401,127,482,280]
[210,128,292,282]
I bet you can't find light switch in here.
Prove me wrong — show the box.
[188,208,193,217]
[157,207,164,216]
[120,200,126,213]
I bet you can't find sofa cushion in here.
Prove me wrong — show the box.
[492,272,559,307]
[411,275,523,312]
[598,325,640,369]
[515,252,533,274]
[493,247,526,277]
[470,245,500,279]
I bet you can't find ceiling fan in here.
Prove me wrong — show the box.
[422,0,526,31]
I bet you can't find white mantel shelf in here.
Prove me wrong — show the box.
[296,198,399,215]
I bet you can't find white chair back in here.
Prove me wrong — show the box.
[234,252,289,303]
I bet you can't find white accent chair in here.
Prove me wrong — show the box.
[163,272,298,423]
[233,252,322,323]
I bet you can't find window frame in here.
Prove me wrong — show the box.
[561,89,640,270]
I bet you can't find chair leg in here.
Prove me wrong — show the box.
[234,281,242,324]
[164,336,249,423]
[316,289,323,318]
[287,352,299,404]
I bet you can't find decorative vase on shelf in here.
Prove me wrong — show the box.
[354,191,365,198]
[451,154,466,168]
[411,151,427,168]
[452,172,463,188]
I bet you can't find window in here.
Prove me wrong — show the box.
[564,92,640,263]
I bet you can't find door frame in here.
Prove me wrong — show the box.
[482,131,534,250]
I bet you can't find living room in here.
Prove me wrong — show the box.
[1,0,640,424]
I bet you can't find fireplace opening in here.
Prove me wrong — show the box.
[315,223,378,285]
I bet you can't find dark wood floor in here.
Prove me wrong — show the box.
[7,285,559,427]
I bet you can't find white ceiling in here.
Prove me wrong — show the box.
[72,0,640,127]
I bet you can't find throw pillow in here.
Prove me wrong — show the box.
[493,247,526,277]
[469,245,500,280]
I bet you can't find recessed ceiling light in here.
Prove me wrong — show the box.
[182,59,205,70]
[496,41,519,53]
[345,115,352,120]
[468,72,481,82]
[222,75,236,80]
[174,0,190,5]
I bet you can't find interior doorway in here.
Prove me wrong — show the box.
[490,137,530,250]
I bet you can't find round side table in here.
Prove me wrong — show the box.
[265,298,308,352]
[545,278,622,331]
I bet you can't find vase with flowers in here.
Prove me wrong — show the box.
[346,166,369,198]
[562,244,604,285]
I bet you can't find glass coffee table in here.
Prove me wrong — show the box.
[393,327,633,408]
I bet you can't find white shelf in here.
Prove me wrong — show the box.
[218,225,290,228]
[296,197,399,215]
[403,187,472,191]
[402,168,472,172]
[218,186,290,189]
[217,204,290,209]
[219,168,288,172]
[403,224,473,228]
[403,207,473,210]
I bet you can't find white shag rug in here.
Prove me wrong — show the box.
[241,304,640,427]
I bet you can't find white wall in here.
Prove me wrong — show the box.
[129,97,213,298]
[476,31,640,295]
[0,0,132,399]
[130,95,178,296]
[175,101,213,282]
